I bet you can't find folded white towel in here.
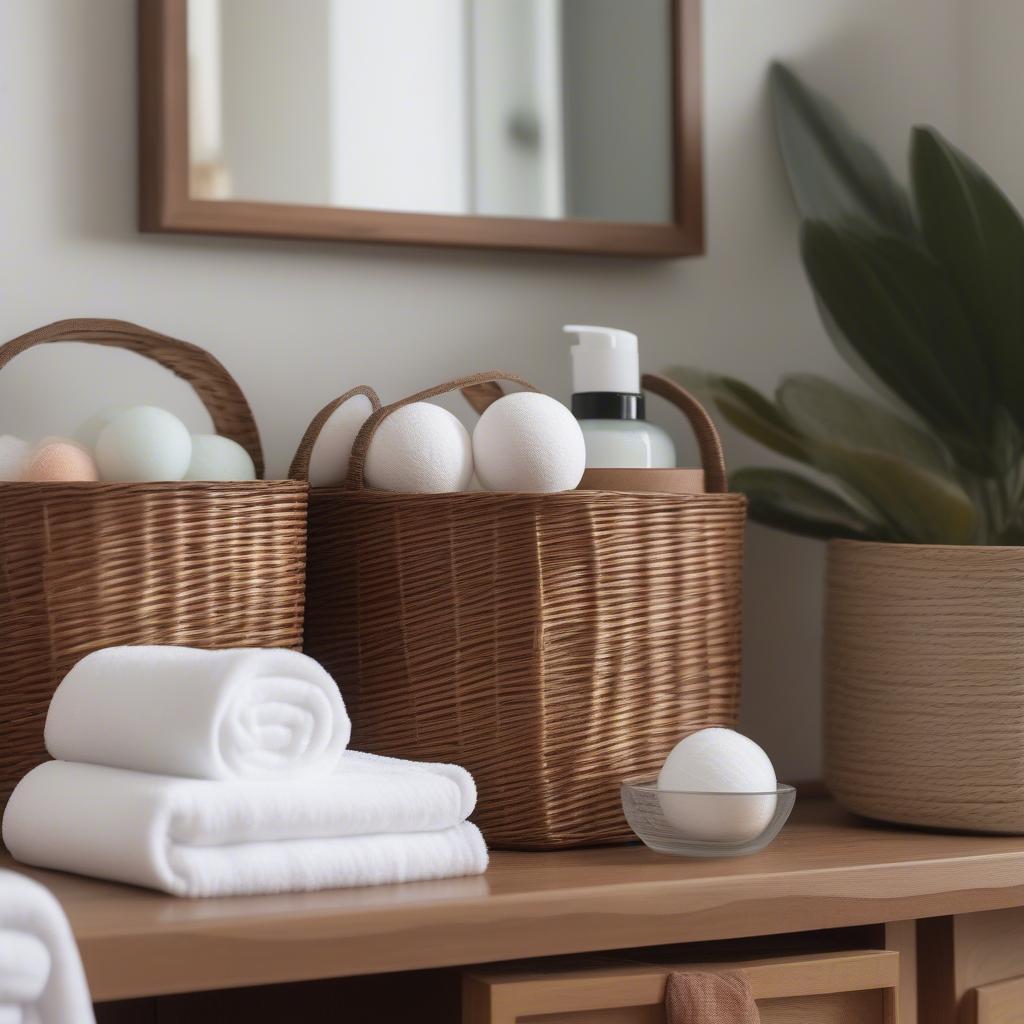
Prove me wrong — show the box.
[45,647,349,781]
[0,870,94,1024]
[3,754,487,898]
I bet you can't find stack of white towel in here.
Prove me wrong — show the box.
[2,647,487,898]
[0,869,94,1024]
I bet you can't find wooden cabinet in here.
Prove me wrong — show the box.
[972,974,1024,1024]
[17,798,1024,1021]
[919,908,1024,1024]
[464,950,900,1024]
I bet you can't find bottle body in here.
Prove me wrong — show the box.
[579,419,676,469]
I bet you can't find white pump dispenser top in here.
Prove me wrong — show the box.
[564,324,640,394]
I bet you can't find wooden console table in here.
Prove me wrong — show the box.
[5,797,1024,1022]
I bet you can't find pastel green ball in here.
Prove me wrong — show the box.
[95,406,193,482]
[184,434,256,481]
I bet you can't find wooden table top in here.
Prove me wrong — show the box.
[6,797,1024,1002]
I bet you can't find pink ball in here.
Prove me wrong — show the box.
[20,439,98,482]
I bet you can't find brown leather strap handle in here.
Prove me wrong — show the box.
[344,371,537,491]
[0,318,266,478]
[460,380,506,415]
[288,385,382,481]
[641,372,728,493]
[460,371,729,493]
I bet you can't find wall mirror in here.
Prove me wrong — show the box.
[139,0,702,257]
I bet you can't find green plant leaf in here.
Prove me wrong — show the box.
[770,63,915,235]
[807,441,976,544]
[911,126,1024,437]
[665,367,809,463]
[776,373,951,476]
[801,220,995,472]
[713,377,809,463]
[730,467,880,540]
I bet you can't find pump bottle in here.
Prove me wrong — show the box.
[564,325,676,469]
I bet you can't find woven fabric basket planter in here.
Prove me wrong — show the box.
[0,319,308,810]
[292,371,746,849]
[826,539,1024,834]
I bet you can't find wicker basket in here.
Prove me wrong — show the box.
[0,318,308,809]
[826,539,1024,834]
[292,371,747,849]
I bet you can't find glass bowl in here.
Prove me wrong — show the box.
[621,781,796,857]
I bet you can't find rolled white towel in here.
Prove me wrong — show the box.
[45,647,349,781]
[3,753,486,898]
[0,871,93,1024]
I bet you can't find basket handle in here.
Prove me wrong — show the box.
[461,380,506,415]
[641,372,728,493]
[288,385,383,481]
[342,371,537,491]
[0,318,266,478]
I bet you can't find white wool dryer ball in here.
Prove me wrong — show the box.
[184,434,256,481]
[95,406,193,482]
[657,728,778,843]
[364,402,474,493]
[472,391,586,493]
[308,392,376,487]
[0,435,30,480]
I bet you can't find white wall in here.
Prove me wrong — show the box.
[0,0,966,780]
[960,0,1024,208]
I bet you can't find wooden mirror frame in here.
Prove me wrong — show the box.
[138,0,703,258]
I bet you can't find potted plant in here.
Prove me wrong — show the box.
[679,64,1024,833]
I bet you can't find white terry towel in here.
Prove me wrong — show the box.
[0,870,94,1024]
[3,753,487,898]
[45,646,349,781]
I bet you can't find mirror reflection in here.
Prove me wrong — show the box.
[187,0,675,223]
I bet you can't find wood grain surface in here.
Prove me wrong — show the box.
[7,798,1024,1001]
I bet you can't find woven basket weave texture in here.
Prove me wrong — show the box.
[826,539,1024,834]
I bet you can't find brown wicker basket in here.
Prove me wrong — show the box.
[826,539,1024,834]
[0,318,308,810]
[292,371,746,849]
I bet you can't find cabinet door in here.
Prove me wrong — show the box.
[972,973,1024,1024]
[464,950,899,1024]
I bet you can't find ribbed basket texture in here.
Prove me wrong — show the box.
[826,539,1024,834]
[0,319,308,811]
[293,371,746,849]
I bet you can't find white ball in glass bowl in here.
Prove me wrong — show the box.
[657,728,778,843]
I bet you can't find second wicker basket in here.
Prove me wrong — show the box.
[293,371,746,849]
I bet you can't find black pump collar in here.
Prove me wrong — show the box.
[571,392,645,421]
